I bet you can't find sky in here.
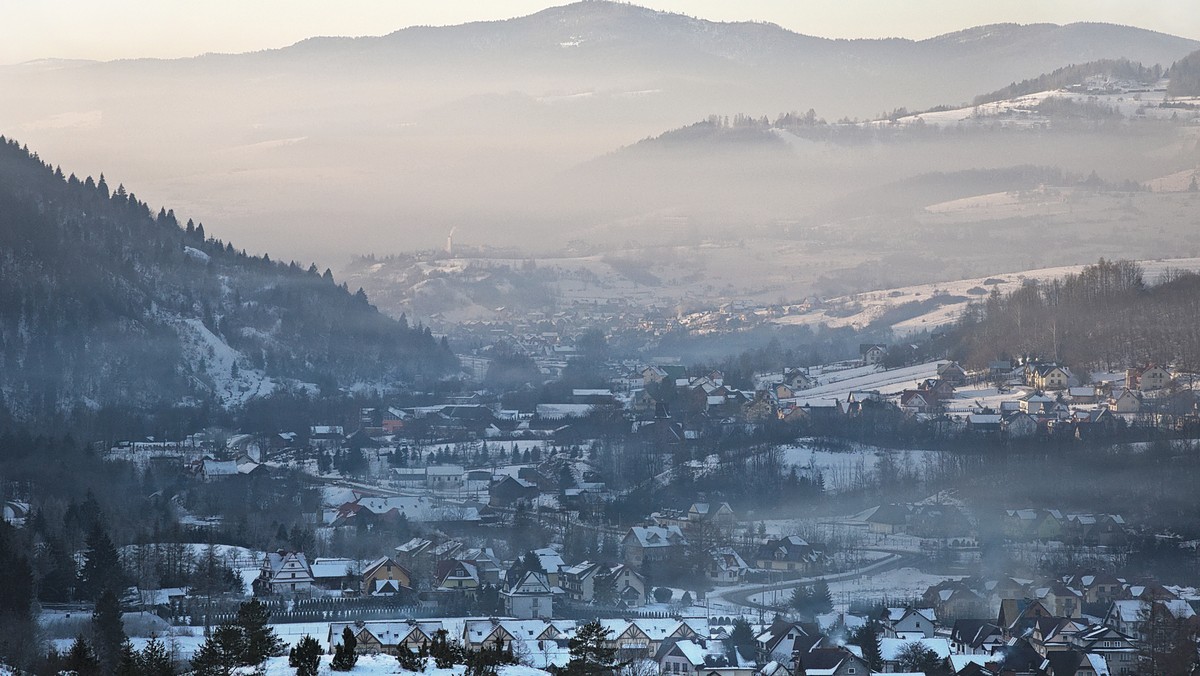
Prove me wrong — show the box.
[3,0,1199,65]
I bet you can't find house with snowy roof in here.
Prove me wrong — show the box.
[198,458,239,481]
[503,570,557,619]
[865,504,912,535]
[949,619,1004,655]
[435,559,481,590]
[1070,624,1138,676]
[309,557,359,592]
[923,583,987,624]
[937,361,969,384]
[1033,581,1084,618]
[657,638,754,676]
[860,344,887,365]
[308,425,344,449]
[966,414,1003,435]
[1103,598,1196,642]
[257,550,314,594]
[1028,616,1089,654]
[879,607,938,638]
[753,536,824,574]
[755,619,820,667]
[899,390,936,416]
[530,547,567,587]
[1126,364,1172,391]
[1108,388,1142,413]
[622,526,687,568]
[362,556,413,596]
[1020,393,1056,415]
[1028,364,1074,391]
[707,547,749,585]
[654,502,735,533]
[794,647,869,676]
[489,475,538,508]
[1003,411,1039,438]
[328,619,445,656]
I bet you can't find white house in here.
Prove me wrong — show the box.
[259,551,315,594]
[502,571,557,619]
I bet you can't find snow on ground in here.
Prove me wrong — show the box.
[174,316,276,407]
[791,362,947,399]
[779,440,942,493]
[748,567,963,608]
[772,257,1200,336]
[943,384,1026,414]
[869,87,1200,130]
[256,654,550,676]
[49,621,336,664]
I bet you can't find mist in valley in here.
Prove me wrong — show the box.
[2,1,1198,304]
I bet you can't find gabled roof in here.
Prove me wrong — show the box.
[532,547,566,574]
[796,648,863,676]
[867,504,911,525]
[626,525,687,548]
[363,556,411,582]
[505,570,555,596]
[950,620,1002,649]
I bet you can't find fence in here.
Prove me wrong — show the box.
[167,595,434,626]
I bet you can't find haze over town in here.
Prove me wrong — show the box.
[1,3,1200,676]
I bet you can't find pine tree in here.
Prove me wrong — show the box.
[236,598,284,665]
[851,623,883,672]
[140,634,176,676]
[396,644,423,672]
[565,620,616,676]
[592,571,618,606]
[79,520,123,599]
[116,640,140,676]
[64,635,100,676]
[330,627,358,671]
[728,618,757,664]
[40,535,78,602]
[812,579,834,614]
[92,588,128,673]
[190,623,246,676]
[289,635,323,676]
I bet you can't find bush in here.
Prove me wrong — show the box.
[653,587,673,603]
[330,627,358,672]
[289,635,322,676]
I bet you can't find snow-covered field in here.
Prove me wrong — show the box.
[791,362,948,399]
[772,257,1200,336]
[778,440,942,493]
[747,567,964,608]
[870,86,1200,130]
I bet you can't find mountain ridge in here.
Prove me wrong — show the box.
[0,137,457,427]
[3,1,1198,261]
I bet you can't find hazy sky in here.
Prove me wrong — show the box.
[4,0,1199,65]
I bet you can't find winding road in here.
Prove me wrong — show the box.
[707,550,926,612]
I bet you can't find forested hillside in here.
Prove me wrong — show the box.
[1167,49,1200,96]
[947,259,1200,371]
[972,58,1163,105]
[0,137,456,426]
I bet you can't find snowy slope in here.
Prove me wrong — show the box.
[772,257,1200,336]
[173,316,277,407]
[870,86,1200,129]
